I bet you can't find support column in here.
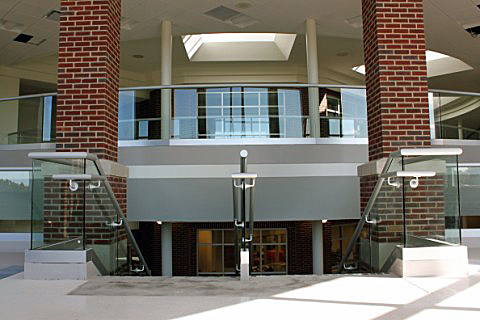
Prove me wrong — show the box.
[161,20,172,140]
[161,222,173,277]
[362,0,430,161]
[56,0,121,161]
[312,221,324,275]
[305,18,320,138]
[360,0,432,249]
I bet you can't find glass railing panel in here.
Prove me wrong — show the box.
[0,95,56,145]
[118,89,162,140]
[85,180,119,274]
[31,158,86,250]
[319,88,367,138]
[402,155,461,247]
[0,170,31,234]
[337,224,371,273]
[458,165,480,228]
[172,87,310,139]
[432,92,480,140]
[368,176,404,271]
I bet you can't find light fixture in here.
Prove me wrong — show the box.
[322,219,328,223]
[156,221,162,225]
[132,54,144,59]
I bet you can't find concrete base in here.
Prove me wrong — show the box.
[24,250,100,280]
[390,245,469,277]
[240,250,249,281]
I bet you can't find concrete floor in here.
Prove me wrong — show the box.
[2,266,480,320]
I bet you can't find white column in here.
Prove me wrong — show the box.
[161,20,172,140]
[305,18,320,138]
[161,222,173,277]
[457,120,464,140]
[312,221,324,274]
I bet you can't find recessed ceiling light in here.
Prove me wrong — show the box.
[235,2,252,10]
[336,51,349,57]
[132,54,144,59]
[45,10,61,22]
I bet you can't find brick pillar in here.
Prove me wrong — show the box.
[359,0,438,267]
[56,0,121,161]
[362,0,430,161]
[47,1,126,274]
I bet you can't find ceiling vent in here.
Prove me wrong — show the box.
[463,23,480,38]
[204,5,258,28]
[14,33,33,43]
[45,10,61,22]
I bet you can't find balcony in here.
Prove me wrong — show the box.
[0,85,479,147]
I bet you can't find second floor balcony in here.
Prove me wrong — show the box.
[0,84,479,147]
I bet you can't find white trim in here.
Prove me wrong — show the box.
[400,148,463,156]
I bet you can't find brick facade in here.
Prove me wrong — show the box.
[362,0,430,161]
[56,0,122,161]
[170,221,313,276]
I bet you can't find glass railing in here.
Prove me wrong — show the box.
[29,152,151,276]
[3,86,480,145]
[119,85,368,140]
[339,148,462,273]
[0,94,56,145]
[431,90,480,141]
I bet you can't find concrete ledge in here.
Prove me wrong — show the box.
[24,250,99,280]
[390,245,468,277]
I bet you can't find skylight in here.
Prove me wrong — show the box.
[352,50,472,77]
[182,33,297,62]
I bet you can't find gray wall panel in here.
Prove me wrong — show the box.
[119,144,368,166]
[127,176,360,222]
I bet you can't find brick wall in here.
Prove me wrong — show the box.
[56,0,121,161]
[362,0,430,161]
[170,221,313,276]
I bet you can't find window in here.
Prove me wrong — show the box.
[197,229,287,275]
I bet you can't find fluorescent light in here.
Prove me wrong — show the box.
[425,50,449,61]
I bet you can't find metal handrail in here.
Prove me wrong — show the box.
[1,86,479,102]
[337,153,396,273]
[92,158,152,276]
[338,147,463,273]
[0,92,57,102]
[28,152,152,276]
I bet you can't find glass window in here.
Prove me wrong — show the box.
[197,228,287,275]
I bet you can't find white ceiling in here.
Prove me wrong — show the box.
[0,0,479,90]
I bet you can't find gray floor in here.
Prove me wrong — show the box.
[2,267,480,320]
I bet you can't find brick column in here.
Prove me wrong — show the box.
[362,0,430,161]
[359,0,438,268]
[47,1,126,273]
[56,0,121,161]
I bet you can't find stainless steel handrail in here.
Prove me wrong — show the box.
[1,86,479,102]
[337,153,396,273]
[29,152,152,276]
[0,92,57,102]
[92,158,152,276]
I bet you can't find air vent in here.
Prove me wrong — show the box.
[204,5,258,28]
[14,33,33,43]
[465,25,480,37]
[45,10,61,22]
[204,6,239,21]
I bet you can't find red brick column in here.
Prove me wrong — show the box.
[359,0,437,262]
[56,0,121,161]
[362,0,430,161]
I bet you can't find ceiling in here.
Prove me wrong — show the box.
[0,0,479,91]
